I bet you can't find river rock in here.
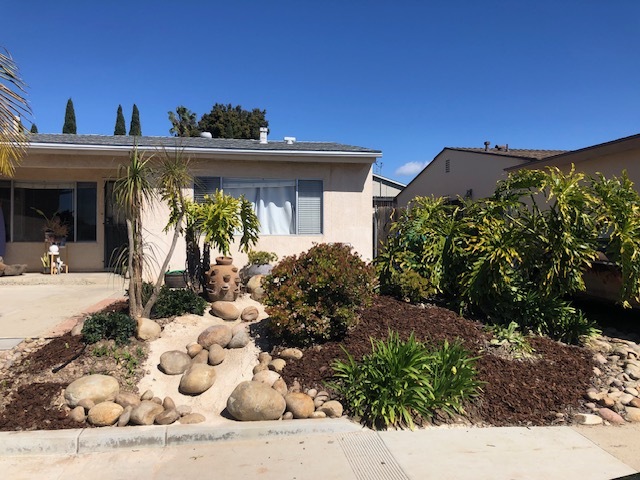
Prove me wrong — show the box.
[192,349,209,364]
[118,405,132,427]
[88,401,123,427]
[227,381,286,421]
[228,329,251,348]
[626,365,640,380]
[130,401,164,425]
[77,398,95,411]
[176,405,192,416]
[160,350,192,375]
[155,409,180,425]
[272,378,288,396]
[70,406,86,423]
[625,407,640,422]
[186,342,203,358]
[310,411,327,419]
[137,317,161,341]
[179,413,206,424]
[241,306,259,322]
[319,400,344,418]
[574,413,603,425]
[279,348,303,361]
[115,391,141,409]
[285,392,315,419]
[198,325,232,349]
[208,344,226,365]
[598,407,626,425]
[246,275,264,294]
[258,352,272,364]
[252,369,281,387]
[65,374,120,408]
[179,364,216,395]
[253,363,268,374]
[269,358,286,373]
[141,389,154,400]
[163,396,176,410]
[210,301,240,321]
[630,398,640,408]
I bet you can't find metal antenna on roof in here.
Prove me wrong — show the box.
[374,160,383,175]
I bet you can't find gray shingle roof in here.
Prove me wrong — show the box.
[28,133,381,154]
[448,147,567,161]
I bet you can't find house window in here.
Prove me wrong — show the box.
[7,181,97,242]
[194,177,323,235]
[445,159,451,173]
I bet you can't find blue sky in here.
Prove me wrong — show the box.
[4,1,640,182]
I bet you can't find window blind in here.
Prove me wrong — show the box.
[297,180,323,234]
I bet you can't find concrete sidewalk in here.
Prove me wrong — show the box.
[0,273,126,349]
[0,422,636,480]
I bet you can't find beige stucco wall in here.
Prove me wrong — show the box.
[6,150,375,275]
[143,159,374,280]
[396,150,529,207]
[517,148,640,187]
[372,178,403,198]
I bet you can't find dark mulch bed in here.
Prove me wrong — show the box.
[0,295,595,430]
[280,295,594,426]
[0,302,147,432]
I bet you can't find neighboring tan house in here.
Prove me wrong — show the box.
[395,144,566,207]
[372,173,405,207]
[0,133,381,274]
[508,132,640,185]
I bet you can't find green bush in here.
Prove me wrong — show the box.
[263,243,376,346]
[151,286,208,318]
[329,331,482,429]
[82,311,137,345]
[377,168,639,343]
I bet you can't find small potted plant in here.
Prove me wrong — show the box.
[241,250,278,281]
[164,269,187,289]
[32,208,69,244]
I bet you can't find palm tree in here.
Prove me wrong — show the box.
[113,146,155,319]
[0,48,31,177]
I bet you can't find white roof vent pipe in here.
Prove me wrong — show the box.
[259,127,268,144]
[200,132,212,138]
[284,136,296,145]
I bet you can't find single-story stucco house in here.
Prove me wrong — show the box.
[0,133,381,275]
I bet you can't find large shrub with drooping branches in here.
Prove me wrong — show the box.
[378,167,640,343]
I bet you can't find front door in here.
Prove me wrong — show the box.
[104,181,128,271]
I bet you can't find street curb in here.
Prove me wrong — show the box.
[0,418,364,456]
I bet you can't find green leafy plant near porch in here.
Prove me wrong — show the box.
[329,331,482,429]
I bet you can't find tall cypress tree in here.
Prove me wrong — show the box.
[62,98,77,134]
[129,104,141,136]
[30,123,38,133]
[114,104,126,135]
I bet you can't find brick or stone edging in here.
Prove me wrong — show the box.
[0,418,362,456]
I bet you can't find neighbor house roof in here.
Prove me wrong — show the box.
[446,147,567,161]
[505,132,640,171]
[26,133,381,156]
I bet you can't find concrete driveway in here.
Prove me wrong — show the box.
[0,273,127,350]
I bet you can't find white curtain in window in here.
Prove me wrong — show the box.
[224,179,295,235]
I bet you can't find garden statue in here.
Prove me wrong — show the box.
[204,256,241,302]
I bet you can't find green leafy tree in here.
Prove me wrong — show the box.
[0,47,31,176]
[198,103,268,139]
[129,103,141,136]
[114,104,126,135]
[62,98,77,134]
[168,106,199,137]
[30,123,38,133]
